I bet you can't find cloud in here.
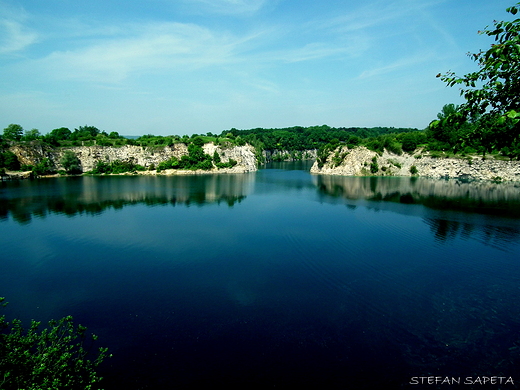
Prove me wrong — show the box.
[30,18,346,86]
[33,22,259,84]
[278,42,347,63]
[182,0,268,15]
[357,52,434,79]
[0,19,38,54]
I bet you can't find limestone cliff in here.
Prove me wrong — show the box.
[310,146,520,182]
[8,143,258,174]
[262,149,317,162]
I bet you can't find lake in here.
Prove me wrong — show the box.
[1,162,520,389]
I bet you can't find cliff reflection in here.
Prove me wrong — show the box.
[313,175,520,217]
[314,175,520,246]
[0,174,254,224]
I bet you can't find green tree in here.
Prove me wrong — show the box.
[427,104,470,150]
[22,129,41,142]
[72,126,100,141]
[436,103,459,120]
[439,3,520,154]
[0,151,20,170]
[370,156,379,174]
[32,158,55,176]
[213,150,221,164]
[401,133,418,152]
[3,124,23,142]
[45,128,72,146]
[60,151,82,174]
[0,298,108,390]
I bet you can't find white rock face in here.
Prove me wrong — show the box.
[9,143,258,174]
[310,146,520,182]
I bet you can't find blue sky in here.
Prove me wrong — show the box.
[0,0,515,136]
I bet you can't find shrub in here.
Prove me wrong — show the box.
[157,157,180,171]
[370,156,379,173]
[385,140,403,155]
[213,151,221,164]
[331,150,348,168]
[32,158,55,176]
[317,144,334,168]
[60,151,82,174]
[216,158,237,169]
[0,151,20,170]
[410,165,418,175]
[0,297,108,390]
[401,134,418,152]
[388,159,402,169]
[89,160,144,174]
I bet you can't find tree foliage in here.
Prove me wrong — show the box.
[440,4,520,115]
[0,298,108,390]
[3,124,24,142]
[0,151,20,170]
[31,158,55,177]
[89,159,145,174]
[60,151,82,174]
[438,3,520,157]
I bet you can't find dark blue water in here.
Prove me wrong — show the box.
[1,163,520,389]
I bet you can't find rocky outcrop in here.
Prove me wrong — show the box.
[263,149,317,162]
[8,143,258,175]
[311,146,520,182]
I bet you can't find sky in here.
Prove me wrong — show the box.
[0,0,516,136]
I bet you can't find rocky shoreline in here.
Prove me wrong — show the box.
[311,146,520,182]
[2,143,258,179]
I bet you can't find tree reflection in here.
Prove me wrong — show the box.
[314,175,520,247]
[0,175,252,224]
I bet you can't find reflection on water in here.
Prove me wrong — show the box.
[3,172,520,223]
[3,173,520,248]
[313,175,520,217]
[0,174,255,223]
[1,166,520,389]
[314,175,520,247]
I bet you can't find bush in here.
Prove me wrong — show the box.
[331,150,348,168]
[32,158,55,176]
[370,156,379,173]
[216,159,237,169]
[89,160,144,174]
[157,157,180,171]
[0,297,108,390]
[316,144,334,168]
[90,161,110,174]
[410,165,418,175]
[60,151,82,174]
[213,151,221,164]
[388,159,402,168]
[0,151,20,170]
[401,134,418,152]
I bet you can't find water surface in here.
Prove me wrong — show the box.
[1,163,519,389]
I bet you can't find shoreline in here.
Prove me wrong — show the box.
[1,166,254,180]
[310,146,520,183]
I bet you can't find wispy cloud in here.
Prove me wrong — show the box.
[358,52,434,79]
[0,19,38,54]
[278,42,347,63]
[32,22,262,84]
[182,0,268,15]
